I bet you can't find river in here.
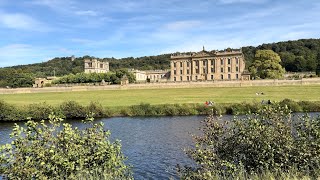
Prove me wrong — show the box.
[0,113,319,179]
[0,115,209,179]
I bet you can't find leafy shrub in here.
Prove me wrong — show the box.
[298,101,320,112]
[129,103,155,116]
[225,102,262,115]
[59,101,86,119]
[24,102,55,120]
[179,105,320,179]
[177,104,198,116]
[279,99,303,112]
[0,100,24,121]
[0,115,132,179]
[86,102,106,117]
[195,104,219,115]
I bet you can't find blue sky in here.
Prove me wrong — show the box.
[0,0,319,67]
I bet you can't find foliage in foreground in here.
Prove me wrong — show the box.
[0,114,132,179]
[179,105,320,179]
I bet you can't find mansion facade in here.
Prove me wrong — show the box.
[170,48,246,81]
[84,59,109,73]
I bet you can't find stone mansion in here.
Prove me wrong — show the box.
[84,58,109,73]
[170,47,246,81]
[82,47,248,82]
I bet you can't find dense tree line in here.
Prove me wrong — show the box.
[243,38,320,72]
[52,69,135,85]
[106,54,171,70]
[1,38,320,87]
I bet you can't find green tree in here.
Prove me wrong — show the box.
[0,114,132,179]
[249,50,285,79]
[316,52,320,76]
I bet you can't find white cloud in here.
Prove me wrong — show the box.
[0,12,49,31]
[74,10,98,16]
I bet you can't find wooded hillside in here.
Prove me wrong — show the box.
[1,38,320,87]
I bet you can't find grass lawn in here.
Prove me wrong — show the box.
[1,85,320,108]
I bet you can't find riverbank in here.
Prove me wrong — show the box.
[0,99,319,121]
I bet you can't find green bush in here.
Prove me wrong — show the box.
[130,103,157,116]
[298,101,320,112]
[0,100,24,121]
[0,115,132,179]
[279,99,303,112]
[86,102,106,118]
[225,102,262,115]
[24,102,55,120]
[177,104,198,116]
[179,105,320,179]
[59,101,86,119]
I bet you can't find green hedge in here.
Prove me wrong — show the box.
[0,99,320,121]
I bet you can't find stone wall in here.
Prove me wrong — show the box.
[1,78,320,94]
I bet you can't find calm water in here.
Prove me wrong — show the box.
[0,116,208,179]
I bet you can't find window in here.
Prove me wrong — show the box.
[221,67,223,73]
[174,77,176,81]
[196,61,199,66]
[236,58,239,64]
[196,68,199,74]
[236,67,239,72]
[211,67,214,73]
[236,74,239,79]
[195,76,198,80]
[228,67,231,72]
[180,76,183,81]
[180,70,183,74]
[228,74,231,79]
[203,61,206,66]
[174,70,176,75]
[211,75,214,80]
[180,62,183,67]
[187,69,190,74]
[187,62,189,67]
[220,59,224,65]
[174,63,176,67]
[221,74,223,80]
[187,76,190,81]
[211,60,214,65]
[228,58,231,65]
[100,64,103,68]
[203,68,206,74]
[88,62,92,67]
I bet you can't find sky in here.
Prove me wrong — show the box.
[0,0,319,67]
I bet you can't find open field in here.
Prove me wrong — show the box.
[1,85,320,108]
